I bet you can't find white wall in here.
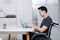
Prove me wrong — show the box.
[17,0,32,28]
[0,0,17,40]
[0,0,32,40]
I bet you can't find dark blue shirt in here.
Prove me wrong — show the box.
[40,16,52,35]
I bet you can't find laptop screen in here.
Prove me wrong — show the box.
[20,20,27,28]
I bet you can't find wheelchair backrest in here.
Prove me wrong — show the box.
[47,23,52,38]
[47,22,59,38]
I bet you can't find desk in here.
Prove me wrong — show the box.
[0,28,34,40]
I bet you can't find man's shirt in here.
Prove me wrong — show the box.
[40,16,52,35]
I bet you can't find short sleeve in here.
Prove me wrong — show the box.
[44,18,52,28]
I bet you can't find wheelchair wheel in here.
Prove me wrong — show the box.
[31,34,50,40]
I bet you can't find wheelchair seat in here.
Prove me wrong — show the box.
[31,22,59,40]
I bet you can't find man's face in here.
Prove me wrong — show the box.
[39,10,45,17]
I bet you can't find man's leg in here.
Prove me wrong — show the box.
[23,32,36,40]
[29,32,36,40]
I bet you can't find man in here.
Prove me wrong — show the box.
[27,6,52,40]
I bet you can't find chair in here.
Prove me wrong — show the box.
[31,22,59,40]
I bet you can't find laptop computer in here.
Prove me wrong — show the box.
[20,20,27,28]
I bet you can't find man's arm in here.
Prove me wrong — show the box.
[27,24,48,33]
[33,25,48,33]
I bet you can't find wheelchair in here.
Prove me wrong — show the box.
[31,22,59,40]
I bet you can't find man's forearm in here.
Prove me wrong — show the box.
[27,24,48,33]
[33,25,48,33]
[33,25,43,32]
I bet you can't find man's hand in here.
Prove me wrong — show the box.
[26,24,34,28]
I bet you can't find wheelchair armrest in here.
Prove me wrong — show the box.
[31,33,50,40]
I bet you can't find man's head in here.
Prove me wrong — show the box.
[38,6,48,17]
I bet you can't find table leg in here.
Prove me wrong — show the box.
[26,32,30,40]
[8,34,11,40]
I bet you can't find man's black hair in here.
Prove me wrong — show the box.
[38,6,47,13]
